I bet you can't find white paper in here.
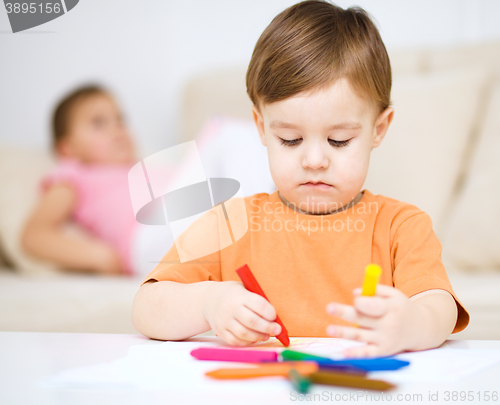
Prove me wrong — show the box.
[369,348,500,384]
[40,337,500,393]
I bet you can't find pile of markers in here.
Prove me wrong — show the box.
[191,346,409,393]
[191,263,407,393]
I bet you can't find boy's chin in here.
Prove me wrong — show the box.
[290,195,340,215]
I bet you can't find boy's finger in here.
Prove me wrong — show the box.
[235,306,280,336]
[354,296,388,317]
[327,302,359,323]
[372,284,399,297]
[229,318,271,344]
[326,324,376,345]
[352,287,362,296]
[244,293,277,322]
[222,328,255,346]
[326,302,378,328]
[353,284,396,297]
[342,343,379,358]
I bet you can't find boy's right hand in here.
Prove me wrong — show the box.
[202,281,282,346]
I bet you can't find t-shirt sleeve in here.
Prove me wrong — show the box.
[140,205,226,285]
[391,211,470,334]
[40,159,80,195]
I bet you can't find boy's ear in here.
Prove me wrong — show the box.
[251,105,267,147]
[371,107,394,149]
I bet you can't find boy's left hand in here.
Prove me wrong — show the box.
[326,285,420,358]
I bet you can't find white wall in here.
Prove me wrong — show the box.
[1,0,500,156]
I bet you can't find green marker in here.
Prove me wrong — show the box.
[288,368,312,393]
[281,349,367,374]
[281,349,328,362]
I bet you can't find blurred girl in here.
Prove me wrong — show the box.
[22,85,172,275]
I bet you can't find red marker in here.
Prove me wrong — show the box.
[235,264,290,347]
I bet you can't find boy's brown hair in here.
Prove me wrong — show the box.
[52,84,107,149]
[246,0,391,115]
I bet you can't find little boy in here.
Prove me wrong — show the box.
[132,0,469,358]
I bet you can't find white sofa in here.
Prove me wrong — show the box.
[1,42,500,339]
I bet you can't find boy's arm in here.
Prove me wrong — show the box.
[406,289,458,351]
[22,183,122,274]
[131,280,214,340]
[132,278,282,343]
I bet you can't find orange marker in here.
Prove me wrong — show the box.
[205,361,318,379]
[235,264,290,346]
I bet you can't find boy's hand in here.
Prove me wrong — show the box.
[326,285,421,358]
[203,281,282,346]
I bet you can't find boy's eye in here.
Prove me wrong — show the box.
[328,138,351,147]
[279,137,352,147]
[279,137,302,147]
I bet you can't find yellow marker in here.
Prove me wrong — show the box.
[361,264,382,296]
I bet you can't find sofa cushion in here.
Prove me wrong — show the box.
[0,244,5,267]
[0,268,141,333]
[441,81,500,272]
[363,66,489,238]
[0,147,62,275]
[387,47,428,75]
[427,41,500,79]
[180,66,254,143]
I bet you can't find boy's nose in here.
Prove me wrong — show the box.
[302,146,329,170]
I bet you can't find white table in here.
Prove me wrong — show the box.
[1,332,500,405]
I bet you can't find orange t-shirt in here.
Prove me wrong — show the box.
[142,189,469,337]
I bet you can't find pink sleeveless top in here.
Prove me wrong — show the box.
[41,158,138,274]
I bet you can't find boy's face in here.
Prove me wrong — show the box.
[58,93,136,165]
[252,78,393,214]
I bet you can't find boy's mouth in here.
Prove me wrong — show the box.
[302,181,333,189]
